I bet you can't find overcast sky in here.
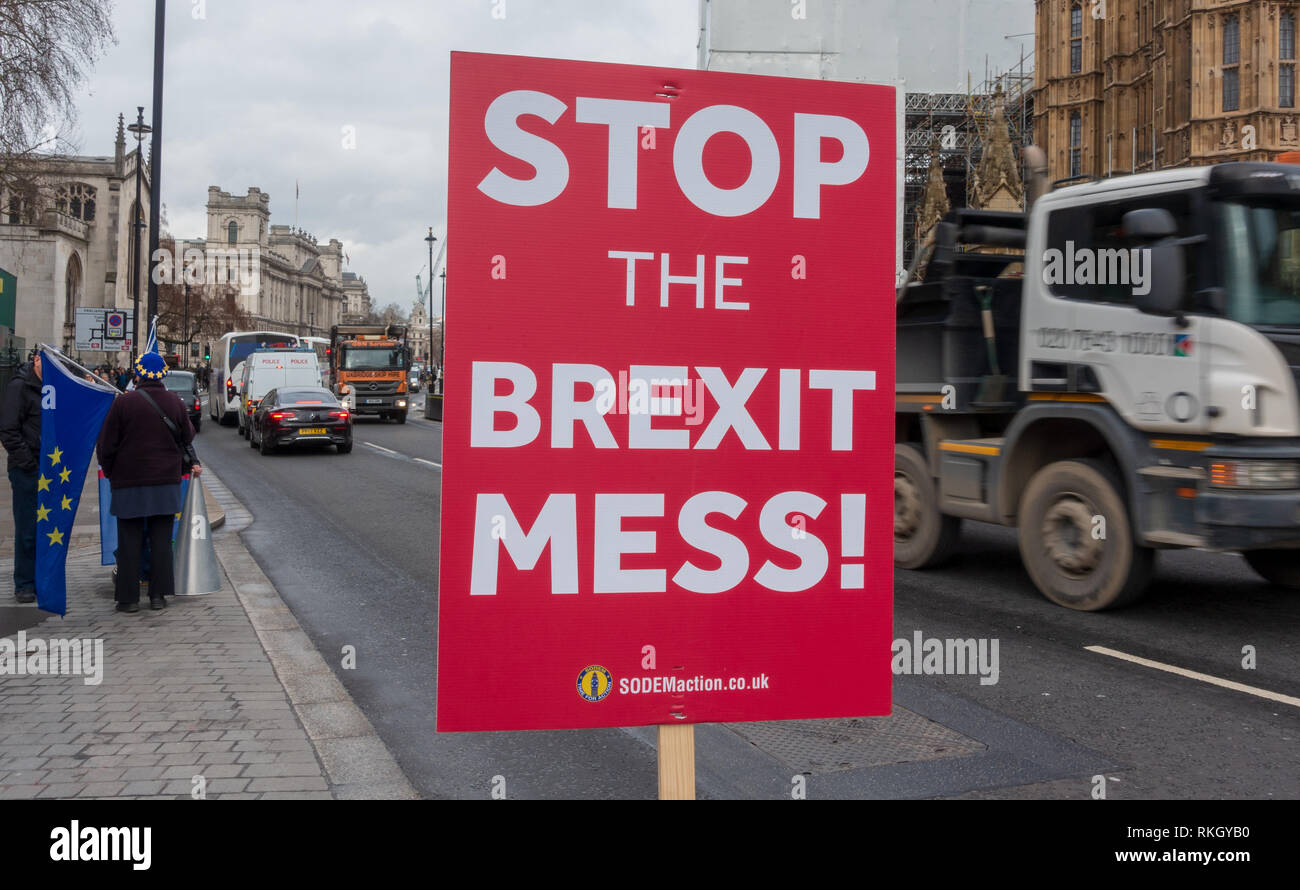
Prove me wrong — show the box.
[69,0,699,315]
[68,1,1030,316]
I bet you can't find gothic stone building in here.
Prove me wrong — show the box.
[1036,0,1300,181]
[182,187,363,338]
[0,114,151,358]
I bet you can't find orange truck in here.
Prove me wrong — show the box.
[328,323,412,423]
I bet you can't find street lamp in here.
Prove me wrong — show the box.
[425,227,437,392]
[183,280,190,368]
[127,106,152,362]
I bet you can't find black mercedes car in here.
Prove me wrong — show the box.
[163,370,203,433]
[249,386,353,455]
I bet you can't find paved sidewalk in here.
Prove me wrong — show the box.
[0,463,416,799]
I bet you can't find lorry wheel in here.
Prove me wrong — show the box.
[1018,459,1153,611]
[1242,550,1300,589]
[396,412,407,425]
[894,444,961,569]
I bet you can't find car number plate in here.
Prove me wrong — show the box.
[298,427,327,436]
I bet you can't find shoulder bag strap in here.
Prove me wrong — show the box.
[137,388,184,449]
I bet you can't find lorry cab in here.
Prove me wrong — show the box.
[896,161,1300,610]
[330,324,412,423]
[1023,164,1300,439]
[237,348,323,438]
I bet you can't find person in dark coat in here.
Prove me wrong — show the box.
[0,351,43,603]
[96,352,201,613]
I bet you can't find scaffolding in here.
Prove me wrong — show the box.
[903,50,1034,267]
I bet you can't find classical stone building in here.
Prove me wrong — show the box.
[1036,0,1300,181]
[341,272,372,322]
[0,114,151,358]
[177,187,359,338]
[409,298,429,362]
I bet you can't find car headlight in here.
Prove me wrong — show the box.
[1209,460,1300,490]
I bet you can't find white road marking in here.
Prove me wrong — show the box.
[361,441,440,468]
[1085,645,1300,708]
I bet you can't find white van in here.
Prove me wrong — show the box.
[237,349,322,437]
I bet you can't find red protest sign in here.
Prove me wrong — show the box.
[437,52,895,732]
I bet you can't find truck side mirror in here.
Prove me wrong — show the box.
[1134,239,1186,316]
[1121,208,1177,239]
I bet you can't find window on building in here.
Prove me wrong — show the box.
[1070,4,1083,74]
[227,220,238,244]
[1284,65,1296,108]
[1284,12,1296,61]
[1224,14,1241,111]
[1224,68,1241,111]
[1069,111,1082,177]
[65,254,82,328]
[53,183,97,222]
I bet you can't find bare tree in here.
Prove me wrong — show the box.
[0,0,116,200]
[153,241,251,362]
[369,302,407,326]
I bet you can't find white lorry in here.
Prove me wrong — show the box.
[896,159,1300,610]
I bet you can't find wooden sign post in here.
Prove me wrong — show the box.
[657,723,695,800]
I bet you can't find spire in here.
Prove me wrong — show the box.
[114,113,126,176]
[971,85,1024,211]
[916,136,950,246]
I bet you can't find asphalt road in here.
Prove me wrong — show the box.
[196,394,1300,800]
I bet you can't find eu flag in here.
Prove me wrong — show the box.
[35,346,116,615]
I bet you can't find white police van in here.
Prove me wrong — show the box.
[236,348,323,438]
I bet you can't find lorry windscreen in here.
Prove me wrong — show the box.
[342,347,404,370]
[1216,199,1300,326]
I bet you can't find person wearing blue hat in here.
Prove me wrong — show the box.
[96,350,201,612]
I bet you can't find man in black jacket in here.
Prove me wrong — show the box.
[0,351,42,603]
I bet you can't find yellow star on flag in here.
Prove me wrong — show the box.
[59,467,71,484]
[36,504,51,522]
[37,475,50,492]
[61,495,72,511]
[47,446,62,466]
[46,527,64,546]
